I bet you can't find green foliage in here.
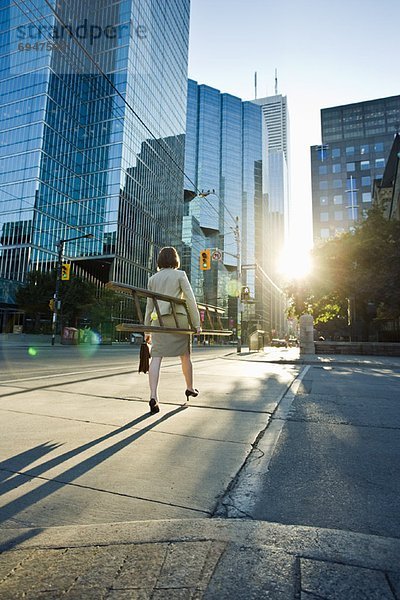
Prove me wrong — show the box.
[16,269,121,330]
[16,271,56,326]
[286,203,400,327]
[60,278,121,327]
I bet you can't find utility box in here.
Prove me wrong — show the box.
[249,330,265,351]
[61,327,79,345]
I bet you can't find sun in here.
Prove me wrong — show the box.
[277,242,312,281]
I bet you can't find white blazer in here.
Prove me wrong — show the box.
[144,268,201,328]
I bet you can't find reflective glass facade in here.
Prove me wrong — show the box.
[184,79,265,333]
[311,96,400,240]
[0,0,190,306]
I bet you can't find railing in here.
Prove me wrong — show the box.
[106,282,232,336]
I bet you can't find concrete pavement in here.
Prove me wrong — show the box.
[0,346,399,598]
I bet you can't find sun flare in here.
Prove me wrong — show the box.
[277,243,312,281]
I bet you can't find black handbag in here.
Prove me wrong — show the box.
[138,341,150,373]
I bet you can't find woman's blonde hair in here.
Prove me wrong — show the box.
[157,246,180,269]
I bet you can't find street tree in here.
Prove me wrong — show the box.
[16,270,56,330]
[287,203,400,338]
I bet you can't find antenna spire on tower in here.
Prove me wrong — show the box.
[254,71,258,99]
[275,68,278,95]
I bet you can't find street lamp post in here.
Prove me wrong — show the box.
[198,191,242,353]
[51,233,93,346]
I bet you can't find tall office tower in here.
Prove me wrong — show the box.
[0,0,190,326]
[252,94,290,336]
[183,80,265,335]
[311,95,400,241]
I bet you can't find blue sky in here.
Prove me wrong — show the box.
[188,0,400,248]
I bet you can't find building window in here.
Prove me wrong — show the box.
[320,228,330,239]
[319,181,328,190]
[346,162,356,172]
[375,158,385,169]
[334,211,343,221]
[360,144,369,155]
[374,142,384,152]
[332,148,341,158]
[320,212,329,222]
[362,192,372,203]
[319,165,328,175]
[333,194,343,204]
[361,176,371,187]
[346,146,355,155]
[360,160,370,170]
[332,164,341,173]
[333,179,342,188]
[320,196,328,205]
[317,145,329,161]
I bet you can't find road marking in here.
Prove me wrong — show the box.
[214,365,311,518]
[0,364,135,384]
[0,352,228,385]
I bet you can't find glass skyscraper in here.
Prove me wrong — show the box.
[252,94,290,336]
[183,79,265,335]
[311,95,400,241]
[0,0,190,326]
[252,94,290,271]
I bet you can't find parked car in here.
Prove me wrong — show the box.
[130,333,143,345]
[271,338,287,348]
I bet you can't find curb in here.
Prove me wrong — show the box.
[1,518,400,573]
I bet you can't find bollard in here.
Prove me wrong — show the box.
[299,314,315,356]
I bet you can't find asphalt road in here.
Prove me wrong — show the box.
[0,343,228,383]
[228,362,400,539]
[1,344,399,542]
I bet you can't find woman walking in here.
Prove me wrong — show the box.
[144,247,201,414]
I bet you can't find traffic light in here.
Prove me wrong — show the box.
[241,286,250,301]
[200,249,211,271]
[61,263,71,281]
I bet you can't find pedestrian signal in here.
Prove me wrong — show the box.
[200,249,211,271]
[241,286,250,300]
[61,263,71,280]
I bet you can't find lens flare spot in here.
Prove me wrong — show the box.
[28,347,38,357]
[78,329,101,357]
[227,280,239,297]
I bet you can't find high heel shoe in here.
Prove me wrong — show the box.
[185,389,199,400]
[149,398,160,414]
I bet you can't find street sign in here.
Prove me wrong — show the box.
[212,250,222,261]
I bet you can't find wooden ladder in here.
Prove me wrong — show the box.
[106,282,232,336]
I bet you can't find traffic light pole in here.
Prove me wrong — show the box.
[197,192,242,352]
[51,232,93,346]
[51,240,64,347]
[234,216,242,354]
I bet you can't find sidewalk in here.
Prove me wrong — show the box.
[1,518,399,599]
[230,346,400,369]
[0,334,59,347]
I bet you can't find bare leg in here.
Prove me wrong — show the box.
[180,351,194,391]
[149,357,162,400]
